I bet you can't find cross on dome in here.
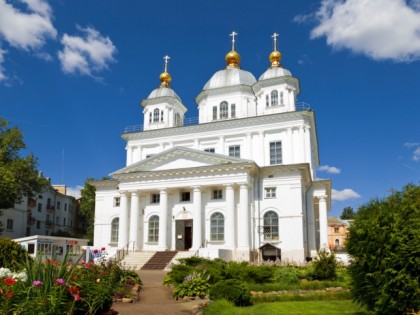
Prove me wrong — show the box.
[230,31,238,50]
[272,33,279,51]
[163,55,170,72]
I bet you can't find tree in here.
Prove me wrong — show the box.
[346,184,420,314]
[0,117,49,233]
[79,178,96,241]
[340,206,356,220]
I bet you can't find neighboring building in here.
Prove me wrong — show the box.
[0,182,80,239]
[92,33,332,263]
[328,217,352,251]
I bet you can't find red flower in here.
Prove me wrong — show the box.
[101,247,106,251]
[3,278,16,286]
[93,249,98,254]
[5,290,13,299]
[73,294,81,301]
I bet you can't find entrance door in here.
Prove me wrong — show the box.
[184,226,192,250]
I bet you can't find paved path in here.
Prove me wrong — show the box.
[112,270,206,315]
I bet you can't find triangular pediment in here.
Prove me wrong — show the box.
[111,146,254,176]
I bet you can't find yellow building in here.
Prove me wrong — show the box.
[328,217,352,252]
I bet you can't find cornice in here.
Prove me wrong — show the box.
[122,110,315,142]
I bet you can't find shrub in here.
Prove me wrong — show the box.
[172,271,210,299]
[310,249,337,280]
[274,266,300,286]
[0,238,31,270]
[164,264,194,286]
[246,265,275,284]
[177,256,208,267]
[347,184,420,314]
[210,279,251,306]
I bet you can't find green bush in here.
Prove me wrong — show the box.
[164,264,194,285]
[347,184,420,314]
[310,249,337,280]
[274,266,300,286]
[0,237,31,270]
[172,271,210,299]
[177,256,208,267]
[210,279,251,306]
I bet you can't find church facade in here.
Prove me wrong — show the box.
[92,34,331,263]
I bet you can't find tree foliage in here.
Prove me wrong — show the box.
[346,184,420,314]
[0,238,31,271]
[79,178,96,240]
[340,206,356,220]
[0,117,49,209]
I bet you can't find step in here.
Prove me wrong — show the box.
[120,251,156,270]
[166,251,196,270]
[141,251,178,270]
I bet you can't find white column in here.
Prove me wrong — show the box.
[299,126,305,162]
[238,184,250,249]
[129,191,139,250]
[246,133,252,160]
[192,187,202,250]
[259,131,265,165]
[318,196,329,250]
[158,189,168,250]
[219,136,224,155]
[225,184,235,248]
[304,126,311,165]
[118,193,129,248]
[194,138,199,150]
[138,146,142,161]
[287,127,294,164]
[126,147,133,166]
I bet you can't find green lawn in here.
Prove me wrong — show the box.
[204,300,367,315]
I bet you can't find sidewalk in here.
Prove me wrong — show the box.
[111,270,207,315]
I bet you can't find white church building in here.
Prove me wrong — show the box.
[92,33,331,263]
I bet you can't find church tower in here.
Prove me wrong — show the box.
[141,56,187,131]
[253,33,300,114]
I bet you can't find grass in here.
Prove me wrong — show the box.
[203,299,368,315]
[251,290,351,303]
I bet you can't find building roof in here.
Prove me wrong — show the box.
[203,67,257,90]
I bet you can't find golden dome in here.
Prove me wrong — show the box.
[159,71,171,87]
[225,50,241,68]
[270,50,282,67]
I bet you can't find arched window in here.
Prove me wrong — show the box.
[210,212,224,241]
[271,90,278,106]
[153,109,160,123]
[148,215,159,243]
[335,239,340,247]
[220,101,228,119]
[280,91,284,105]
[111,217,119,243]
[263,211,279,240]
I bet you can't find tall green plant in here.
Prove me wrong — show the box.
[0,238,31,270]
[347,184,420,314]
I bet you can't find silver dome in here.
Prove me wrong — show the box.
[203,68,257,90]
[258,67,291,81]
[147,87,181,101]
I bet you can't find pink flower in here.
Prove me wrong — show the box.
[101,247,106,251]
[32,280,43,287]
[55,278,66,286]
[73,294,81,301]
[5,290,13,299]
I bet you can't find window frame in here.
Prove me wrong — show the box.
[114,197,120,207]
[212,106,217,120]
[6,219,13,230]
[210,212,224,241]
[151,193,160,204]
[228,145,240,158]
[263,211,279,241]
[204,148,215,153]
[269,141,282,165]
[212,189,223,200]
[111,217,119,243]
[148,215,159,243]
[231,104,236,118]
[265,187,277,198]
[153,108,160,123]
[271,90,279,106]
[219,101,228,119]
[180,191,191,202]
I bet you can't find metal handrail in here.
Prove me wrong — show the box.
[123,102,311,134]
[115,241,135,262]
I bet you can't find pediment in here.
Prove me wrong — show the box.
[111,146,253,175]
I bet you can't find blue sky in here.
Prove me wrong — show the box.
[1,0,419,217]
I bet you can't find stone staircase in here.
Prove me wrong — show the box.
[120,251,156,270]
[141,251,178,270]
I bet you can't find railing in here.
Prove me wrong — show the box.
[46,205,55,211]
[123,102,311,134]
[330,246,347,253]
[114,241,135,262]
[27,217,36,225]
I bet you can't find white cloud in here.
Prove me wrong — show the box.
[0,0,56,50]
[66,185,83,199]
[58,26,117,77]
[404,142,420,161]
[318,165,341,174]
[332,188,361,201]
[307,0,420,62]
[0,47,6,81]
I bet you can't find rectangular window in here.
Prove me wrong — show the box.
[56,217,60,225]
[146,154,155,158]
[334,227,340,233]
[180,191,191,202]
[63,218,66,226]
[266,95,269,107]
[220,103,228,119]
[265,187,277,198]
[228,145,240,158]
[204,148,215,153]
[212,189,223,200]
[151,194,160,204]
[114,197,120,207]
[6,219,13,230]
[36,220,41,229]
[38,203,42,212]
[212,106,217,120]
[231,104,236,118]
[64,203,67,211]
[269,141,282,165]
[57,201,61,210]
